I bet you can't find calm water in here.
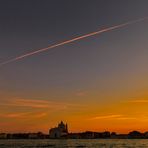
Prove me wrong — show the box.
[0,139,148,148]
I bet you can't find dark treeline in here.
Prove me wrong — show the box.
[0,132,49,139]
[0,131,148,139]
[67,131,148,139]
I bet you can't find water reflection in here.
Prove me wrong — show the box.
[0,139,148,148]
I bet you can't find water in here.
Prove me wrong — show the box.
[0,139,148,148]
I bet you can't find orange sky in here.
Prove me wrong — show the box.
[0,89,148,134]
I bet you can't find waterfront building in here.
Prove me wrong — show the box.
[49,121,68,138]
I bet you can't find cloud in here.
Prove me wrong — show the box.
[33,112,47,118]
[0,112,47,119]
[88,114,142,121]
[0,98,82,110]
[0,112,30,118]
[89,114,123,120]
[10,99,51,108]
[115,117,137,120]
[0,98,86,120]
[75,91,87,97]
[88,113,148,122]
[127,99,148,103]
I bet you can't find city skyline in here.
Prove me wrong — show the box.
[0,0,148,134]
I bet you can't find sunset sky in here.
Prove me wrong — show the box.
[0,0,148,134]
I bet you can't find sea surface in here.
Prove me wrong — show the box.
[0,139,148,148]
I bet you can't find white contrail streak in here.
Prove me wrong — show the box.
[0,17,148,67]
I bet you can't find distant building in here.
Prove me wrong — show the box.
[144,132,148,138]
[128,131,144,139]
[68,133,80,139]
[0,133,7,139]
[28,133,39,139]
[80,131,95,139]
[49,121,68,138]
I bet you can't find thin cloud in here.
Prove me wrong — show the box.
[0,112,47,119]
[89,114,148,121]
[89,114,123,120]
[33,112,47,118]
[127,99,148,103]
[11,99,51,108]
[116,117,137,120]
[0,98,84,110]
[75,91,87,97]
[0,112,30,118]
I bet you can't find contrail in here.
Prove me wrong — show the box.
[0,17,148,66]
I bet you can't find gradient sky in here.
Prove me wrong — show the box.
[0,0,148,134]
